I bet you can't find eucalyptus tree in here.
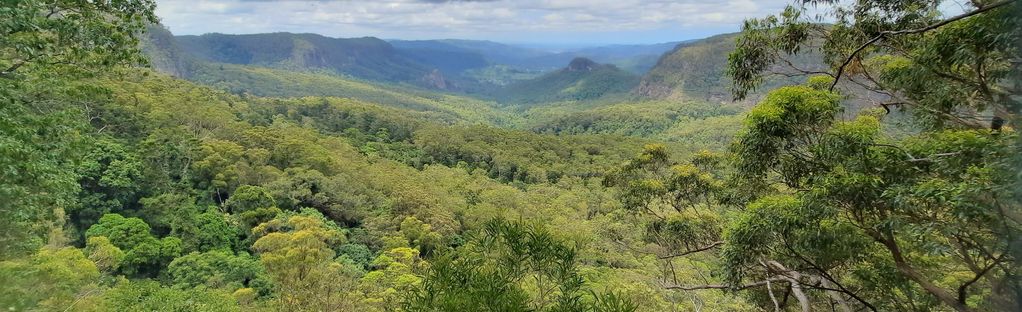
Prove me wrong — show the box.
[1,0,157,256]
[719,1,1019,311]
[608,0,1020,311]
[405,218,638,312]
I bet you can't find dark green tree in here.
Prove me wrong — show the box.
[85,214,182,277]
[405,218,637,312]
[167,250,270,294]
[74,138,145,237]
[102,280,239,312]
[0,0,157,256]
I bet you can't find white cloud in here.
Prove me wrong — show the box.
[154,0,797,43]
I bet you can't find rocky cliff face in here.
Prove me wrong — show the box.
[635,32,828,101]
[140,24,196,78]
[421,69,449,90]
[633,34,737,99]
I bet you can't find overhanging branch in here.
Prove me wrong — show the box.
[657,241,723,260]
[829,0,1018,91]
[664,277,787,291]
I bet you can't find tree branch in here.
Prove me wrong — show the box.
[776,57,835,77]
[657,241,723,259]
[829,0,1018,91]
[869,230,974,312]
[1,60,28,78]
[871,143,962,163]
[782,242,879,312]
[664,277,787,291]
[957,254,1003,304]
[877,101,989,128]
[765,260,811,312]
[765,275,782,312]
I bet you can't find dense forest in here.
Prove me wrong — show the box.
[1,0,1020,311]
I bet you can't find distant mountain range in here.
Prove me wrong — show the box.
[142,24,822,106]
[517,41,687,73]
[174,32,450,88]
[144,24,681,82]
[389,39,682,74]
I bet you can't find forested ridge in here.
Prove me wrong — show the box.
[1,0,1020,312]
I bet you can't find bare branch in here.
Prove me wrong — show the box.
[664,277,787,291]
[765,261,810,312]
[871,143,962,162]
[766,278,781,312]
[1,60,28,78]
[657,241,723,260]
[782,242,879,312]
[780,57,834,78]
[762,260,782,312]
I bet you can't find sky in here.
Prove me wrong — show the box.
[154,0,798,46]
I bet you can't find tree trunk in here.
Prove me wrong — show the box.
[874,232,974,312]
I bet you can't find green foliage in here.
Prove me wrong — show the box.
[412,124,656,184]
[0,88,84,255]
[188,64,515,126]
[405,218,636,312]
[225,185,275,214]
[73,137,145,237]
[102,279,239,312]
[728,0,1020,129]
[85,214,182,276]
[85,214,156,250]
[251,210,361,311]
[725,6,812,100]
[361,246,427,311]
[732,85,842,182]
[722,6,1022,308]
[1,0,157,257]
[641,33,738,99]
[0,247,102,311]
[180,210,240,253]
[85,236,125,273]
[138,193,200,235]
[167,250,269,294]
[7,1,1017,310]
[524,98,742,139]
[392,216,444,257]
[642,31,821,101]
[338,243,376,270]
[1,0,157,80]
[606,145,723,212]
[719,77,1020,311]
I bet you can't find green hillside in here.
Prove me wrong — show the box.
[496,58,639,105]
[388,40,491,74]
[175,32,445,88]
[187,63,514,126]
[636,33,823,101]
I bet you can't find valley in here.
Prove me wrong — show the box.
[141,23,763,147]
[1,1,1019,312]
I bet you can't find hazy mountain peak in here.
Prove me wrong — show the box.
[566,57,598,72]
